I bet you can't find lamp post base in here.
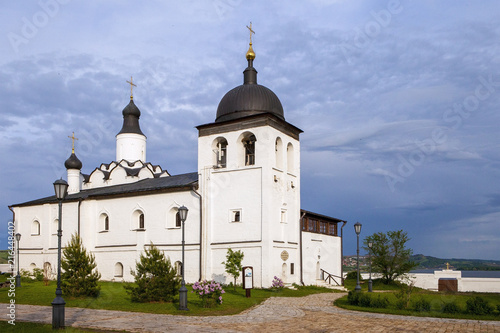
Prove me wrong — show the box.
[52,295,66,329]
[179,282,189,311]
[355,284,361,292]
[368,280,373,292]
[15,275,21,288]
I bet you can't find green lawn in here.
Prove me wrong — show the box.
[0,277,335,316]
[335,290,500,321]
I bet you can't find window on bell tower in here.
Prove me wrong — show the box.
[213,138,228,168]
[243,134,256,166]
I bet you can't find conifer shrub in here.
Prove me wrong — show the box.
[124,244,180,302]
[61,233,101,297]
[466,296,493,315]
[442,301,461,314]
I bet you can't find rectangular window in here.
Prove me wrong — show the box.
[230,210,242,223]
[290,263,295,275]
[280,210,287,223]
[301,218,307,231]
[308,219,315,232]
[319,221,327,234]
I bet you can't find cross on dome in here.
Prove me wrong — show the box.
[68,132,78,153]
[126,76,137,100]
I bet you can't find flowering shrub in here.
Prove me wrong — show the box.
[271,276,284,290]
[192,280,225,307]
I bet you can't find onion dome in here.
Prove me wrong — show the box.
[215,41,284,123]
[117,99,145,136]
[65,152,82,170]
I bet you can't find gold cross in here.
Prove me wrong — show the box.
[68,132,78,154]
[446,262,450,270]
[126,76,137,100]
[246,22,255,44]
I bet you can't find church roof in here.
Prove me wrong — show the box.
[11,172,198,207]
[215,45,284,123]
[117,99,145,136]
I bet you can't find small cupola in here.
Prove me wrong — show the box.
[116,77,147,162]
[65,132,82,194]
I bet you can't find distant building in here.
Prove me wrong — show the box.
[9,39,346,288]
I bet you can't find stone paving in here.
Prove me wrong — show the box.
[4,293,500,332]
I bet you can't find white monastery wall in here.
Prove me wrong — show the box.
[302,232,342,285]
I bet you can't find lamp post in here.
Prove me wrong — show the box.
[52,178,68,329]
[15,233,21,287]
[178,205,189,311]
[354,222,362,292]
[368,241,373,292]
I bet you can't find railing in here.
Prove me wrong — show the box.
[320,269,342,286]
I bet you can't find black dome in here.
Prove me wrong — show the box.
[117,99,145,136]
[65,153,82,170]
[215,60,284,123]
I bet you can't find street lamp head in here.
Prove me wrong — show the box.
[368,241,373,248]
[354,222,362,235]
[53,178,69,200]
[15,233,21,242]
[178,205,188,223]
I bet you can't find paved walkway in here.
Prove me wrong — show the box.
[4,293,500,332]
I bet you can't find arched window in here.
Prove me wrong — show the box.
[275,137,283,169]
[175,211,181,227]
[139,213,145,229]
[133,210,145,230]
[175,261,182,276]
[31,220,40,236]
[243,134,256,166]
[287,143,294,173]
[213,137,228,168]
[114,262,123,277]
[100,213,109,232]
[52,219,58,235]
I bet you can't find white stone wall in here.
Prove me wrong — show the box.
[14,190,201,283]
[408,270,500,293]
[198,123,301,288]
[116,133,146,162]
[302,232,342,285]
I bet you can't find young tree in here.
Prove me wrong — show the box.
[124,243,180,302]
[221,248,244,290]
[364,230,417,284]
[61,233,101,297]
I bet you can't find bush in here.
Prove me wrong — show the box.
[371,295,390,308]
[347,290,361,305]
[395,298,407,310]
[192,280,225,307]
[62,233,101,297]
[413,298,431,312]
[466,296,494,315]
[345,271,361,281]
[124,243,180,303]
[442,301,461,314]
[271,276,284,290]
[359,293,372,307]
[20,268,44,282]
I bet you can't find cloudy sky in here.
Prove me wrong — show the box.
[1,1,499,260]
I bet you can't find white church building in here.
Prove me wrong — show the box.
[10,42,346,288]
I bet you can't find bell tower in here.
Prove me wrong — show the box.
[196,25,303,287]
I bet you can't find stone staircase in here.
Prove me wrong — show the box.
[315,279,348,291]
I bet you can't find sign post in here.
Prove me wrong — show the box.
[242,266,253,298]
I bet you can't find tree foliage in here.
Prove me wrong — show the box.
[364,230,417,284]
[221,248,244,289]
[61,233,101,297]
[124,243,180,302]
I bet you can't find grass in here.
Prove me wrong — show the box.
[335,289,500,321]
[0,276,335,316]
